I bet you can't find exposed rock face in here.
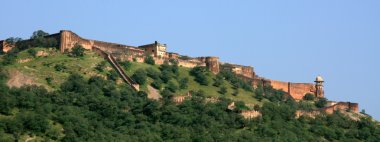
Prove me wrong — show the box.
[241,110,262,119]
[7,70,35,88]
[36,51,49,57]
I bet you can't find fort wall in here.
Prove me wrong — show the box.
[177,59,206,68]
[322,102,359,114]
[196,57,220,74]
[289,83,315,100]
[221,63,255,78]
[0,40,15,53]
[268,79,290,93]
[265,79,315,100]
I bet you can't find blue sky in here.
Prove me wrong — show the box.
[1,0,379,119]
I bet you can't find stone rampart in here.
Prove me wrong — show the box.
[0,40,15,53]
[321,102,359,114]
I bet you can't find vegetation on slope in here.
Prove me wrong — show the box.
[0,31,379,141]
[0,67,379,141]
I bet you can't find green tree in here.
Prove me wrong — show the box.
[166,80,178,93]
[45,77,53,85]
[146,67,160,79]
[179,77,189,89]
[219,86,227,95]
[121,61,132,70]
[31,30,49,39]
[303,93,315,101]
[95,61,107,72]
[54,63,66,72]
[316,98,327,108]
[144,56,155,65]
[132,69,147,84]
[213,74,224,87]
[151,80,162,89]
[107,70,119,81]
[71,43,85,57]
[27,48,37,57]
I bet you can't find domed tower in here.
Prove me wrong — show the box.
[315,75,324,98]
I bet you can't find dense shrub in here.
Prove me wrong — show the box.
[303,93,315,100]
[146,67,160,79]
[166,80,178,93]
[144,56,155,65]
[219,86,227,95]
[132,69,147,84]
[70,44,85,57]
[179,77,189,89]
[54,63,67,72]
[95,61,107,72]
[190,66,209,85]
[27,48,37,57]
[316,98,328,108]
[219,71,253,91]
[107,70,119,81]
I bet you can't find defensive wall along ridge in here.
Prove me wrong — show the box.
[0,30,359,114]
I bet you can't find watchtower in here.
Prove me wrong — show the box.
[315,75,324,98]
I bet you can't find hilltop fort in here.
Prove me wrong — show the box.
[0,30,359,116]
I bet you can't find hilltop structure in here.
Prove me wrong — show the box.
[0,30,359,113]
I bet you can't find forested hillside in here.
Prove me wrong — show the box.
[0,39,379,141]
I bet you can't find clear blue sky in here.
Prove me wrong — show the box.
[1,0,379,119]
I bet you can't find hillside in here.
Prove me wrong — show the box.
[0,45,379,141]
[3,47,262,105]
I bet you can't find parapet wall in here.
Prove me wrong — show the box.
[221,63,255,78]
[269,79,290,93]
[59,30,137,54]
[322,102,359,114]
[177,59,206,68]
[266,79,315,100]
[289,83,315,100]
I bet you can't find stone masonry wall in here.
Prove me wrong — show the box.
[266,79,315,100]
[322,102,359,114]
[0,40,15,53]
[289,83,315,100]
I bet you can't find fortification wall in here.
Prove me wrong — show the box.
[177,59,206,68]
[220,63,254,78]
[268,80,290,93]
[60,30,93,52]
[289,83,315,100]
[59,30,137,54]
[241,66,254,78]
[0,40,15,53]
[321,102,359,114]
[266,79,315,100]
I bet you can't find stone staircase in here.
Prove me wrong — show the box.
[93,46,139,91]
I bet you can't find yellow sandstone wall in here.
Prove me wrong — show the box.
[289,83,315,100]
[267,79,315,100]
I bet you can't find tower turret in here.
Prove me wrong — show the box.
[315,75,324,98]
